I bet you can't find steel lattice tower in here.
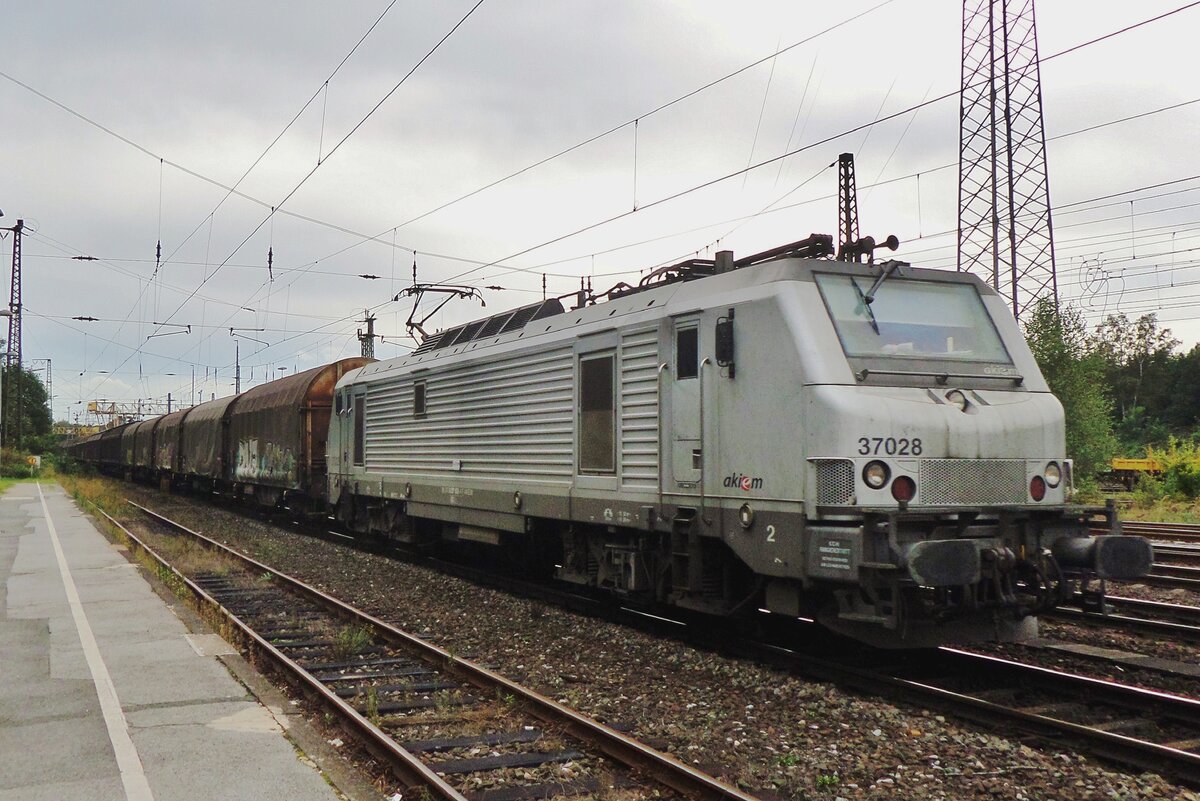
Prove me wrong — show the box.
[957,0,1057,320]
[2,219,22,448]
[837,153,861,261]
[6,219,21,367]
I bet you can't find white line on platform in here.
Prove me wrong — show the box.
[38,482,156,801]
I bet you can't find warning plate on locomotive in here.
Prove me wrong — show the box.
[808,530,862,580]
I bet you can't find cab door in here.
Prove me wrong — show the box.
[669,316,702,491]
[331,388,349,474]
[351,391,366,471]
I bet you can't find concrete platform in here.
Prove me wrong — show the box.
[0,482,358,801]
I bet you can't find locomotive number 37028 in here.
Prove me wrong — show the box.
[857,437,923,456]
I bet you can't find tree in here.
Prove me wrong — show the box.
[1165,345,1200,429]
[1023,298,1117,481]
[1091,312,1179,423]
[1,365,52,452]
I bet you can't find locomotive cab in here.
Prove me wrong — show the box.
[769,258,1153,645]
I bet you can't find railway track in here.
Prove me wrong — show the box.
[743,627,1200,786]
[106,499,758,801]
[1123,520,1200,544]
[1046,595,1200,644]
[1136,562,1200,591]
[101,491,1200,788]
[1154,544,1200,567]
[885,648,1200,784]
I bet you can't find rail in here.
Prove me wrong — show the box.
[112,499,760,801]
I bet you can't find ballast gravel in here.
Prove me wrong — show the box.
[117,485,1195,800]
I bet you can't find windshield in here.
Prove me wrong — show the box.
[814,273,1012,364]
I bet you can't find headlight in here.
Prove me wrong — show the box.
[863,460,890,489]
[1044,462,1061,488]
[738,503,755,529]
[945,389,968,411]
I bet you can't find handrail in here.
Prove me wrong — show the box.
[855,367,1023,386]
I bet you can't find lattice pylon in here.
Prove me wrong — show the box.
[837,153,861,261]
[957,0,1058,321]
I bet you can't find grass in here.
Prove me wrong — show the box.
[331,624,374,661]
[1106,478,1200,522]
[59,474,130,520]
[363,685,381,726]
[0,469,67,496]
[815,773,840,790]
[1119,497,1200,523]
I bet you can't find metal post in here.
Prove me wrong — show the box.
[358,311,376,358]
[9,221,22,449]
[0,347,9,451]
[0,311,10,450]
[1,220,22,448]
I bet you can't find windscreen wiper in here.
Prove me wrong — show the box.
[850,278,879,334]
[863,259,905,304]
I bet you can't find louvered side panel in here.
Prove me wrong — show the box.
[621,327,660,490]
[364,345,575,483]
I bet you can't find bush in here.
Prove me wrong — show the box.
[0,448,41,478]
[1147,437,1200,499]
[45,451,88,475]
[1072,477,1104,504]
[1132,471,1166,505]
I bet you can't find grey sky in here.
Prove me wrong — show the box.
[3,0,1198,423]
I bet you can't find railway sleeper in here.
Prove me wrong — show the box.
[428,750,586,776]
[400,729,544,755]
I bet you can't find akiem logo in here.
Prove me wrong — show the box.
[723,473,764,491]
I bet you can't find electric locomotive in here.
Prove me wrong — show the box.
[326,234,1153,647]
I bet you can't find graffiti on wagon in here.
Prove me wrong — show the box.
[236,438,297,482]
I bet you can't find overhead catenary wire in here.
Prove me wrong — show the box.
[9,0,409,392]
[91,0,488,400]
[148,0,488,331]
[301,0,901,270]
[21,1,1200,412]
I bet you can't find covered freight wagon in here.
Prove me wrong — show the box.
[120,420,144,471]
[132,417,159,476]
[97,423,130,471]
[226,357,371,509]
[154,408,191,479]
[179,395,240,486]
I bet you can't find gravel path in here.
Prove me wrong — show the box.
[109,483,1196,800]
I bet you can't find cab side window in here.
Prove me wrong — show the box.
[578,354,615,473]
[676,326,698,379]
[353,395,365,466]
[414,380,427,417]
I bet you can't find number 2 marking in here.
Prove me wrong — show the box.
[766,525,777,543]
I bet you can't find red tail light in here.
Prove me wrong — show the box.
[1030,475,1046,501]
[891,475,916,502]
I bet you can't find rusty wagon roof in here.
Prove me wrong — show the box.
[99,422,130,441]
[184,393,241,423]
[156,407,191,432]
[232,358,373,415]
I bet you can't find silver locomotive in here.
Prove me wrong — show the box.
[328,234,1152,647]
